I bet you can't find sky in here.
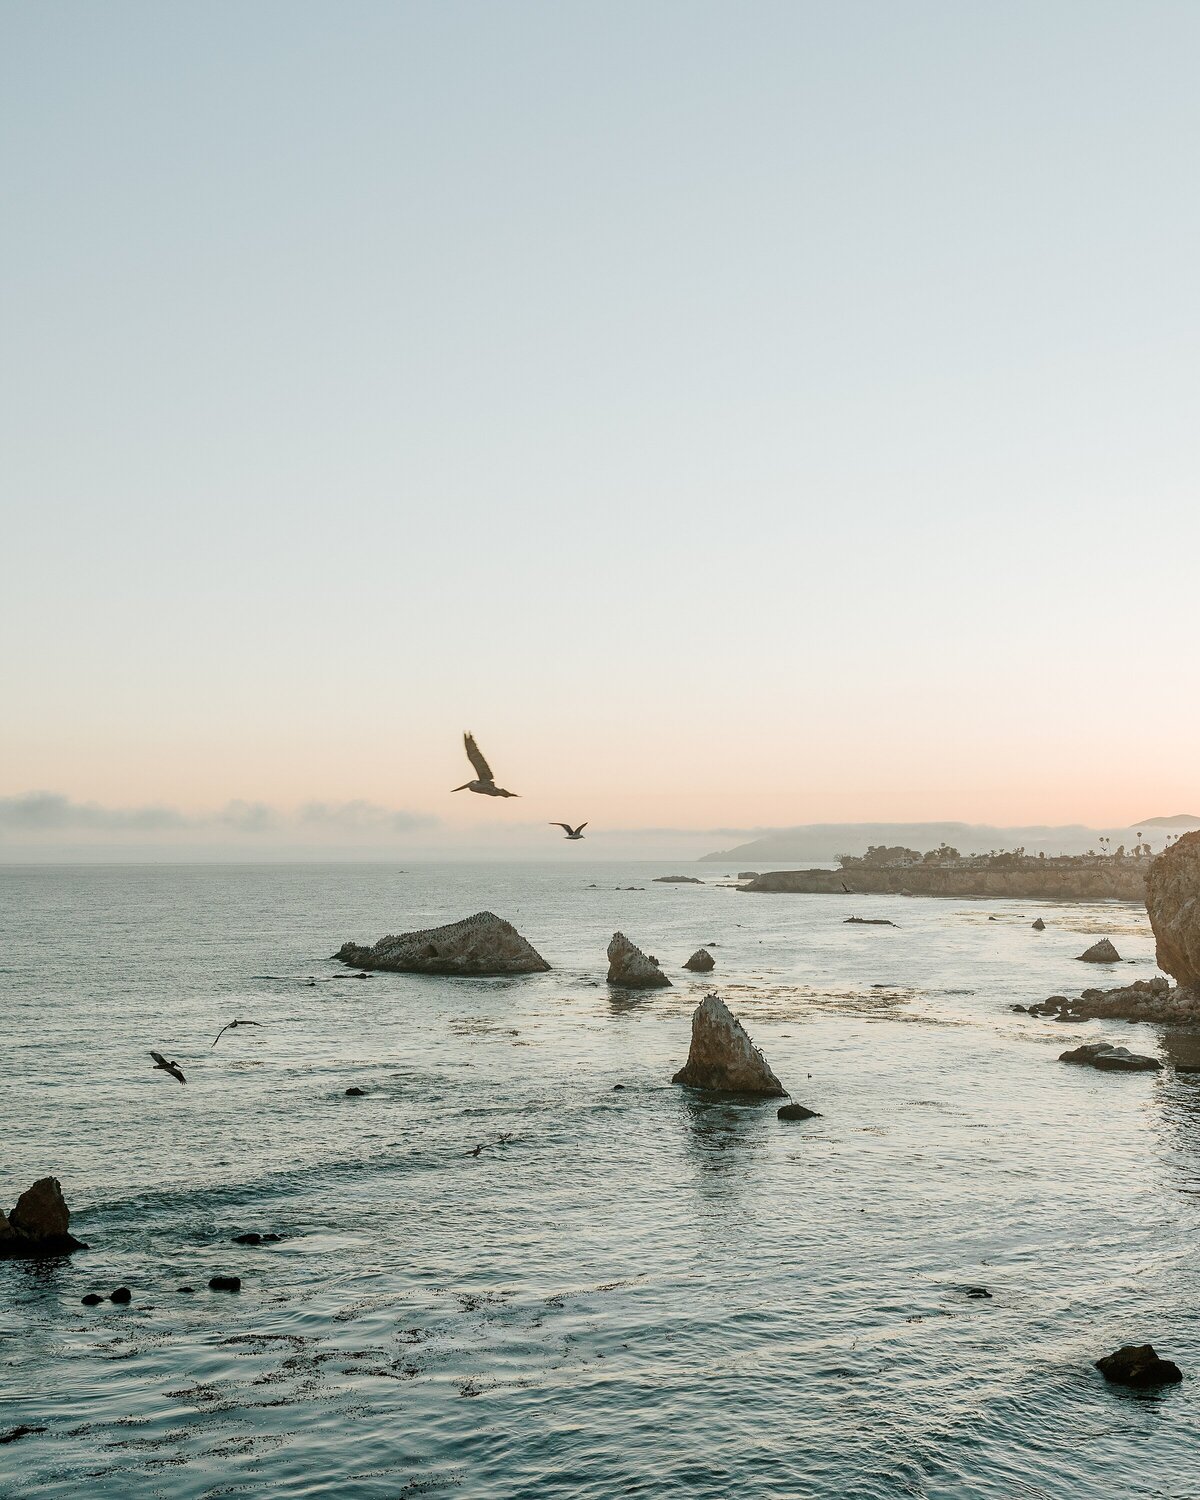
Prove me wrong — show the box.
[1,0,1197,858]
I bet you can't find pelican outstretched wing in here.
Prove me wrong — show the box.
[463,732,494,783]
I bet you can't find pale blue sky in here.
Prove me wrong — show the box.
[2,1,1197,852]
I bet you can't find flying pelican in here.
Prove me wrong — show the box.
[150,1050,186,1084]
[550,822,587,840]
[212,1019,263,1048]
[452,733,519,798]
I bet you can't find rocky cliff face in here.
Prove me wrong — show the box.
[1146,831,1200,991]
[606,933,671,989]
[335,912,551,975]
[672,993,786,1095]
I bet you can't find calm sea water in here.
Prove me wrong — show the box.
[2,862,1198,1498]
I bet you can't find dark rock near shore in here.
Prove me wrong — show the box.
[334,912,550,976]
[109,1287,132,1304]
[0,1178,87,1259]
[1059,1042,1161,1072]
[607,933,671,989]
[778,1101,820,1120]
[683,948,716,972]
[1032,918,1046,930]
[177,1286,196,1294]
[654,876,704,884]
[209,1275,242,1292]
[1095,1344,1182,1387]
[672,993,786,1096]
[845,917,898,927]
[344,1086,367,1097]
[80,1293,104,1306]
[1079,938,1122,964]
[233,1232,281,1245]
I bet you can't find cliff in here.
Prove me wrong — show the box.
[739,864,1146,901]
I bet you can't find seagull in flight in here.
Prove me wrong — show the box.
[212,1019,263,1048]
[452,733,519,798]
[150,1050,186,1084]
[550,822,588,840]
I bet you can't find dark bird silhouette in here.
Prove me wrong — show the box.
[212,1019,263,1048]
[550,822,587,840]
[150,1050,186,1084]
[451,732,519,798]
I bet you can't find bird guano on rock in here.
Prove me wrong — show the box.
[452,733,519,798]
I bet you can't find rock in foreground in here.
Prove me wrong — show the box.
[683,948,715,972]
[672,993,785,1096]
[1095,1344,1182,1387]
[778,1101,820,1120]
[1078,938,1122,964]
[607,932,671,989]
[0,1178,87,1258]
[1146,830,1200,991]
[335,912,550,976]
[1059,1042,1162,1073]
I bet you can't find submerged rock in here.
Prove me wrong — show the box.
[1146,830,1200,991]
[845,917,898,927]
[334,912,550,976]
[683,948,716,973]
[0,1178,86,1259]
[0,1426,47,1445]
[672,993,786,1096]
[1078,938,1122,964]
[1095,1344,1182,1387]
[209,1275,242,1292]
[1059,1042,1162,1072]
[607,933,671,989]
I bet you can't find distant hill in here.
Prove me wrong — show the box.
[699,822,1173,865]
[1132,814,1200,830]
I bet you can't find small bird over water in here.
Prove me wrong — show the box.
[452,733,519,798]
[212,1019,263,1048]
[150,1050,186,1084]
[550,822,588,840]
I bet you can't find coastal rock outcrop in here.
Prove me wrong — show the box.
[1032,918,1046,931]
[0,1178,86,1258]
[334,912,550,976]
[1095,1344,1182,1387]
[1059,1042,1162,1072]
[1078,938,1121,964]
[1146,830,1200,990]
[607,933,671,989]
[654,875,703,884]
[1035,977,1188,1025]
[672,993,785,1095]
[683,948,715,972]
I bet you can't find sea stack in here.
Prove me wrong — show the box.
[1146,831,1200,992]
[0,1178,87,1258]
[672,993,786,1095]
[607,933,672,989]
[334,912,550,975]
[683,947,716,972]
[1078,938,1121,964]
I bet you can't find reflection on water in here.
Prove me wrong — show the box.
[1,862,1198,1499]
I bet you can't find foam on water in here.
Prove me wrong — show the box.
[2,863,1198,1497]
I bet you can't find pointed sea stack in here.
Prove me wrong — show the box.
[334,912,550,975]
[607,933,671,989]
[0,1177,87,1258]
[672,993,786,1096]
[1078,938,1121,964]
[683,947,716,972]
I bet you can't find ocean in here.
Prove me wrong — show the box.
[2,861,1198,1498]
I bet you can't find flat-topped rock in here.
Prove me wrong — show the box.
[683,948,715,972]
[607,932,671,989]
[1147,830,1200,990]
[334,912,550,976]
[653,875,704,884]
[1095,1344,1182,1387]
[1078,938,1122,964]
[0,1177,87,1258]
[672,993,785,1096]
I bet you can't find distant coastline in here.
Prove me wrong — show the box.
[740,855,1147,902]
